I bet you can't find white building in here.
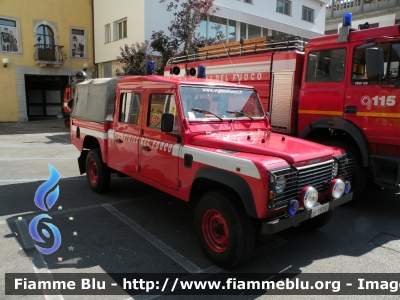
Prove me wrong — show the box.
[94,0,330,77]
[325,0,400,34]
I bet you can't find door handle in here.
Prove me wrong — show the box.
[115,138,123,144]
[344,106,357,114]
[141,146,151,152]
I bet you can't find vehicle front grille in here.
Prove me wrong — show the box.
[336,155,354,183]
[269,160,336,208]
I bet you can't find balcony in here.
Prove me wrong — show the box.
[326,0,400,20]
[34,44,67,67]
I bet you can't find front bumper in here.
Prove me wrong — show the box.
[261,192,353,235]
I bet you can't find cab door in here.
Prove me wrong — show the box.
[111,91,142,174]
[139,92,180,190]
[298,47,347,133]
[344,42,400,152]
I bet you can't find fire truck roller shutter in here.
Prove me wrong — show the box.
[192,167,257,218]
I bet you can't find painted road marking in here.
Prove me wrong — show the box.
[15,219,64,300]
[103,204,202,274]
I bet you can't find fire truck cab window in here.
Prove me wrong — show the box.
[352,42,400,85]
[306,48,346,82]
[119,93,141,125]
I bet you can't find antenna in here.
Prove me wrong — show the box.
[216,31,240,84]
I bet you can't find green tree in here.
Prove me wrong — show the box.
[115,41,161,76]
[116,0,223,75]
[151,0,223,73]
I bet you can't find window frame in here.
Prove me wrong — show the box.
[306,48,347,83]
[276,0,291,16]
[116,19,127,40]
[302,6,314,23]
[351,42,400,86]
[70,27,87,59]
[147,94,178,131]
[0,15,22,54]
[119,92,142,125]
[105,23,111,43]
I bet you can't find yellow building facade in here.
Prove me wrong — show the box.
[0,0,94,122]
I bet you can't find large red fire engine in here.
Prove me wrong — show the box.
[165,20,400,198]
[69,63,353,268]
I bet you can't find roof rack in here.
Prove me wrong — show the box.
[167,36,306,65]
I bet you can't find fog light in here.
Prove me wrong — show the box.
[287,199,299,216]
[344,181,351,195]
[301,186,318,209]
[329,179,345,199]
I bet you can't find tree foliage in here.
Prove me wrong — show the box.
[115,41,160,76]
[116,0,223,76]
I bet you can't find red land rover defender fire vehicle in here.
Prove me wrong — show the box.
[70,68,353,268]
[165,20,400,198]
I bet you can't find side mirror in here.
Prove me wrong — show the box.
[366,48,384,80]
[161,113,174,132]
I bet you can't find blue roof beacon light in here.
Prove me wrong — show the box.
[145,60,154,75]
[343,13,352,27]
[197,66,206,78]
[287,199,299,216]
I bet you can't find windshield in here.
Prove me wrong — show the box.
[179,86,264,120]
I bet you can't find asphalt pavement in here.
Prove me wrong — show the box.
[1,119,400,300]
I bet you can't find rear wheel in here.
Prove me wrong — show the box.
[322,140,367,200]
[85,149,110,193]
[195,190,255,269]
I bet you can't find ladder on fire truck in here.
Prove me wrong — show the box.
[167,36,306,65]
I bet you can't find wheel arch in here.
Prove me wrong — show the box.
[190,167,258,218]
[299,118,370,167]
[78,136,102,175]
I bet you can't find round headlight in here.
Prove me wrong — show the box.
[333,161,339,177]
[302,187,318,209]
[275,175,286,194]
[329,179,345,199]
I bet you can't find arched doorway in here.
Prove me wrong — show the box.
[36,25,55,60]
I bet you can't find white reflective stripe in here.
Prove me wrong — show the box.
[172,144,181,157]
[272,59,296,71]
[71,125,107,139]
[108,129,115,138]
[206,62,271,75]
[174,146,260,179]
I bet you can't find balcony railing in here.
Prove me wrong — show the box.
[326,0,400,19]
[34,44,67,66]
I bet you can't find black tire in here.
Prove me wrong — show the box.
[322,140,367,200]
[300,210,333,231]
[195,190,255,269]
[85,149,111,193]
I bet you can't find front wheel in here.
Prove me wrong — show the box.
[85,149,111,193]
[195,190,255,269]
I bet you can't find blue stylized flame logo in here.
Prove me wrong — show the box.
[34,164,60,211]
[29,214,61,254]
[29,164,62,255]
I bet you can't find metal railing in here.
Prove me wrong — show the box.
[326,0,400,19]
[34,44,67,63]
[167,39,306,65]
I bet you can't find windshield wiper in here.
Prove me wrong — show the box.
[191,108,223,121]
[226,110,254,120]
